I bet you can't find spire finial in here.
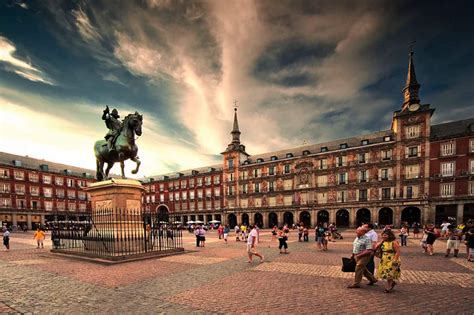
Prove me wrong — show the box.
[231,99,241,144]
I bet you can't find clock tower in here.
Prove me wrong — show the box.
[402,49,421,111]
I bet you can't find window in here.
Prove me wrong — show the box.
[45,201,53,211]
[197,178,203,186]
[79,203,87,211]
[257,158,264,163]
[405,164,420,179]
[66,178,74,187]
[407,146,419,157]
[57,202,65,211]
[286,153,293,158]
[43,175,52,184]
[255,183,260,193]
[469,181,474,196]
[78,192,86,200]
[269,166,275,176]
[30,186,39,196]
[228,159,234,169]
[269,181,274,192]
[197,190,203,199]
[14,171,24,180]
[317,192,327,204]
[382,188,391,200]
[271,156,278,161]
[181,180,187,189]
[205,177,211,185]
[406,186,413,199]
[440,183,454,197]
[214,188,220,197]
[31,200,38,210]
[29,173,38,182]
[0,183,10,193]
[320,147,328,152]
[319,159,327,170]
[337,156,347,167]
[337,191,346,202]
[43,187,52,198]
[441,162,455,177]
[213,177,220,184]
[205,189,211,198]
[384,136,392,142]
[404,185,418,199]
[189,191,195,200]
[303,150,310,156]
[55,177,63,185]
[359,170,367,183]
[159,184,164,192]
[380,168,390,180]
[16,199,26,209]
[0,169,9,178]
[160,194,165,202]
[405,125,420,138]
[361,139,369,146]
[15,184,25,194]
[228,186,233,196]
[470,139,474,153]
[358,153,368,164]
[68,190,75,199]
[284,164,290,174]
[174,192,179,201]
[340,143,348,149]
[317,175,327,187]
[469,159,474,174]
[1,198,12,207]
[381,150,392,161]
[56,189,64,198]
[358,189,367,201]
[338,172,347,185]
[242,183,247,194]
[441,141,455,156]
[150,185,155,193]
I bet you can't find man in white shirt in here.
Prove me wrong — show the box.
[247,225,264,263]
[364,223,378,275]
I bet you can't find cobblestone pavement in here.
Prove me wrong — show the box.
[0,230,473,314]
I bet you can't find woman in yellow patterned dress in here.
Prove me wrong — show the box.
[375,230,401,293]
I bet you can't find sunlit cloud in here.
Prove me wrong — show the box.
[0,36,54,85]
[72,7,103,43]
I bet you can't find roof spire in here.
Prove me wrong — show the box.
[402,43,421,108]
[231,101,241,144]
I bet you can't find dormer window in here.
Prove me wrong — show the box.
[257,158,264,163]
[320,147,328,152]
[340,143,348,149]
[286,153,293,158]
[271,156,278,161]
[361,140,369,146]
[384,136,392,142]
[243,160,250,165]
[303,150,310,156]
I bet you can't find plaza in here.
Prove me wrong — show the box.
[1,229,472,314]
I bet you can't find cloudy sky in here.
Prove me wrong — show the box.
[0,0,473,178]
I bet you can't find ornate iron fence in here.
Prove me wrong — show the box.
[50,208,183,258]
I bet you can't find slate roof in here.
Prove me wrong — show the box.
[0,151,95,178]
[430,118,474,140]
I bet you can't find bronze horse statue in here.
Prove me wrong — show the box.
[94,112,143,180]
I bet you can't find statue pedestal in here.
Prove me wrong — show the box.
[83,179,146,255]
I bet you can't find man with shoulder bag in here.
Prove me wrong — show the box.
[347,227,378,289]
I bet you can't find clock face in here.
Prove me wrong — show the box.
[409,103,420,111]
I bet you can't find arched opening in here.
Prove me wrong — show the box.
[317,210,329,224]
[268,212,278,228]
[336,209,349,227]
[356,208,371,226]
[464,204,474,222]
[156,205,169,222]
[283,211,294,226]
[378,208,393,226]
[299,211,311,228]
[183,215,188,224]
[402,207,421,226]
[254,213,263,228]
[242,213,249,226]
[227,214,237,228]
[435,205,456,226]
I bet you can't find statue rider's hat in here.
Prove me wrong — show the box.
[111,108,120,118]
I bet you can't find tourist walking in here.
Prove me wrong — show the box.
[413,222,420,238]
[315,223,327,251]
[347,227,377,289]
[217,225,224,239]
[445,225,461,258]
[466,227,474,262]
[271,226,277,242]
[234,225,241,241]
[278,227,289,254]
[247,225,264,263]
[364,223,378,275]
[194,226,201,247]
[303,226,309,242]
[34,228,46,249]
[424,224,438,256]
[199,226,206,247]
[298,225,303,242]
[375,230,401,293]
[3,229,10,250]
[223,225,230,244]
[399,226,408,246]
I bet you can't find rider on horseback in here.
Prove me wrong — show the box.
[102,105,122,153]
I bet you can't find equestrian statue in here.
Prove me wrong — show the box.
[94,105,143,181]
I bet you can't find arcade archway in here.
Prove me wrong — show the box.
[378,208,393,226]
[356,208,371,226]
[299,211,311,227]
[268,212,278,228]
[227,214,237,228]
[283,211,294,226]
[336,209,349,227]
[402,207,421,225]
[242,213,249,226]
[254,213,263,228]
[317,210,329,224]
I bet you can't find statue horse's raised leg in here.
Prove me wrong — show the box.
[96,158,105,181]
[130,156,141,174]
